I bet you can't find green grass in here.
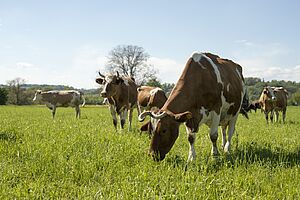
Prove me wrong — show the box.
[0,105,299,199]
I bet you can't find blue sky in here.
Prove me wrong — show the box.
[1,0,300,88]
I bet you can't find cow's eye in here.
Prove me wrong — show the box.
[162,129,167,134]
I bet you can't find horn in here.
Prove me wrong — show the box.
[98,71,105,78]
[138,111,167,122]
[138,111,152,122]
[116,71,120,78]
[151,111,167,119]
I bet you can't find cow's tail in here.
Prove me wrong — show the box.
[81,93,86,107]
[240,86,249,119]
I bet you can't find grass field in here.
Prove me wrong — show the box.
[0,105,299,199]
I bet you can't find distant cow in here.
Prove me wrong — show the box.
[137,86,168,135]
[33,90,85,118]
[138,52,248,161]
[247,100,261,113]
[95,71,137,130]
[259,86,288,123]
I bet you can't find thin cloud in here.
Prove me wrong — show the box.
[148,57,184,83]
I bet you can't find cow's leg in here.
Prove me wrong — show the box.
[270,110,274,123]
[185,126,196,162]
[283,108,287,123]
[224,115,238,154]
[264,111,269,124]
[137,102,142,116]
[275,110,279,123]
[210,113,220,157]
[52,105,56,119]
[120,110,127,129]
[109,105,118,129]
[128,109,133,131]
[221,125,227,150]
[75,105,80,118]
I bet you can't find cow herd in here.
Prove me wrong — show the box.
[33,52,289,161]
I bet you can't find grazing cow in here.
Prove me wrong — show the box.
[33,90,85,118]
[138,52,248,161]
[258,86,288,123]
[95,71,137,130]
[137,86,168,135]
[247,100,261,113]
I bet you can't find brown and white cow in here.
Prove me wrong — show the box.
[139,52,248,161]
[246,100,261,113]
[137,86,167,113]
[258,86,288,123]
[137,86,168,135]
[96,71,137,130]
[33,90,85,118]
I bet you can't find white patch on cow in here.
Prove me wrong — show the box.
[191,52,203,62]
[105,76,113,83]
[150,88,162,96]
[220,92,235,125]
[199,107,214,125]
[191,52,206,69]
[226,84,230,92]
[33,94,37,101]
[235,68,242,80]
[151,118,160,131]
[202,54,223,84]
[124,79,129,86]
[102,82,109,94]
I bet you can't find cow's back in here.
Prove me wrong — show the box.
[148,89,167,108]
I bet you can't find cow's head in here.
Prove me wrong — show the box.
[95,71,124,98]
[138,109,192,161]
[33,90,42,101]
[262,86,276,101]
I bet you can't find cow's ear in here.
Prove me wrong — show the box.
[173,111,192,122]
[140,121,151,132]
[96,78,105,84]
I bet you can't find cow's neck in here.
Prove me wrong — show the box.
[112,84,128,107]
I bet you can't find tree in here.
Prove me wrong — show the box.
[105,45,158,85]
[6,78,26,105]
[161,83,175,97]
[0,88,8,105]
[146,77,162,88]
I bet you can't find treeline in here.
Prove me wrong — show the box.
[1,77,300,106]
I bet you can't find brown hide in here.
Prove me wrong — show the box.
[137,86,167,109]
[40,91,81,107]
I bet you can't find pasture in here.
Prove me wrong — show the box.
[0,105,299,199]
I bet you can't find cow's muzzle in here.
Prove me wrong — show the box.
[149,150,165,161]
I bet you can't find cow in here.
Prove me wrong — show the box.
[247,100,261,113]
[138,52,248,161]
[95,71,137,130]
[258,86,288,123]
[33,90,85,118]
[137,86,168,135]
